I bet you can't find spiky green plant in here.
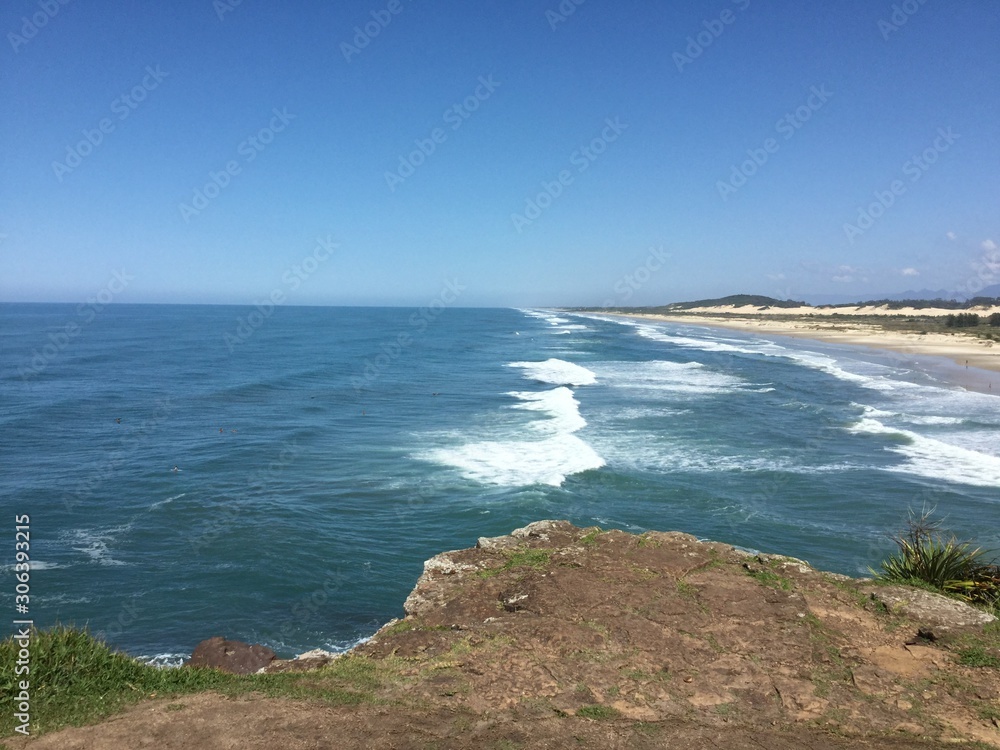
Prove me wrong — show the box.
[874,508,1000,607]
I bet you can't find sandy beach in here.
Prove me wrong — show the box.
[604,304,1000,392]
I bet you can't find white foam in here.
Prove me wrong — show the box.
[853,404,965,426]
[508,387,587,433]
[141,653,189,668]
[507,358,597,386]
[592,436,856,475]
[614,317,920,393]
[631,324,776,356]
[425,433,604,487]
[420,380,604,487]
[848,417,1000,488]
[28,560,62,570]
[149,493,185,510]
[0,560,65,573]
[65,526,131,566]
[591,360,749,396]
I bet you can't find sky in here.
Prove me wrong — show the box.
[1,0,998,308]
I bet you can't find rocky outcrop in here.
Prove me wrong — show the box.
[14,521,998,750]
[359,520,1000,748]
[187,637,276,675]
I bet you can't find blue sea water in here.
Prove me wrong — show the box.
[2,304,999,664]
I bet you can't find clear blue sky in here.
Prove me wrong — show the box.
[2,0,998,307]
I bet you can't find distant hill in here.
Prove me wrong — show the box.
[655,294,807,311]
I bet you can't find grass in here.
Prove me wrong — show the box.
[0,626,400,738]
[956,646,1000,669]
[579,528,602,546]
[576,704,619,720]
[676,579,698,598]
[745,568,792,591]
[636,533,661,549]
[976,702,1000,722]
[477,548,552,579]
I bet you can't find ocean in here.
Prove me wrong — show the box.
[2,304,999,665]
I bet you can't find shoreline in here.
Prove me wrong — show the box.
[599,312,1000,395]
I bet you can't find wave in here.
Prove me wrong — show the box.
[508,387,587,434]
[507,358,597,386]
[853,404,965,426]
[424,433,604,487]
[591,360,752,397]
[420,381,604,487]
[149,492,186,510]
[64,525,131,566]
[0,560,65,572]
[609,317,921,393]
[848,416,1000,488]
[594,438,860,475]
[140,653,189,669]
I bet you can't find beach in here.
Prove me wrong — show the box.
[605,305,1000,388]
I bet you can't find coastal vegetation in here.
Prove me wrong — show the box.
[874,509,1000,613]
[0,626,398,738]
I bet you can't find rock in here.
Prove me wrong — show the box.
[868,586,997,631]
[263,648,341,674]
[187,636,276,674]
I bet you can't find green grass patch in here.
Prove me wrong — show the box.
[579,528,602,546]
[478,548,552,578]
[745,568,792,590]
[636,533,661,549]
[977,703,1000,722]
[956,646,1000,669]
[576,704,619,720]
[0,626,399,738]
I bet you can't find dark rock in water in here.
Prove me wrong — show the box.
[187,636,276,674]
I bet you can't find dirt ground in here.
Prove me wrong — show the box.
[8,520,1000,749]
